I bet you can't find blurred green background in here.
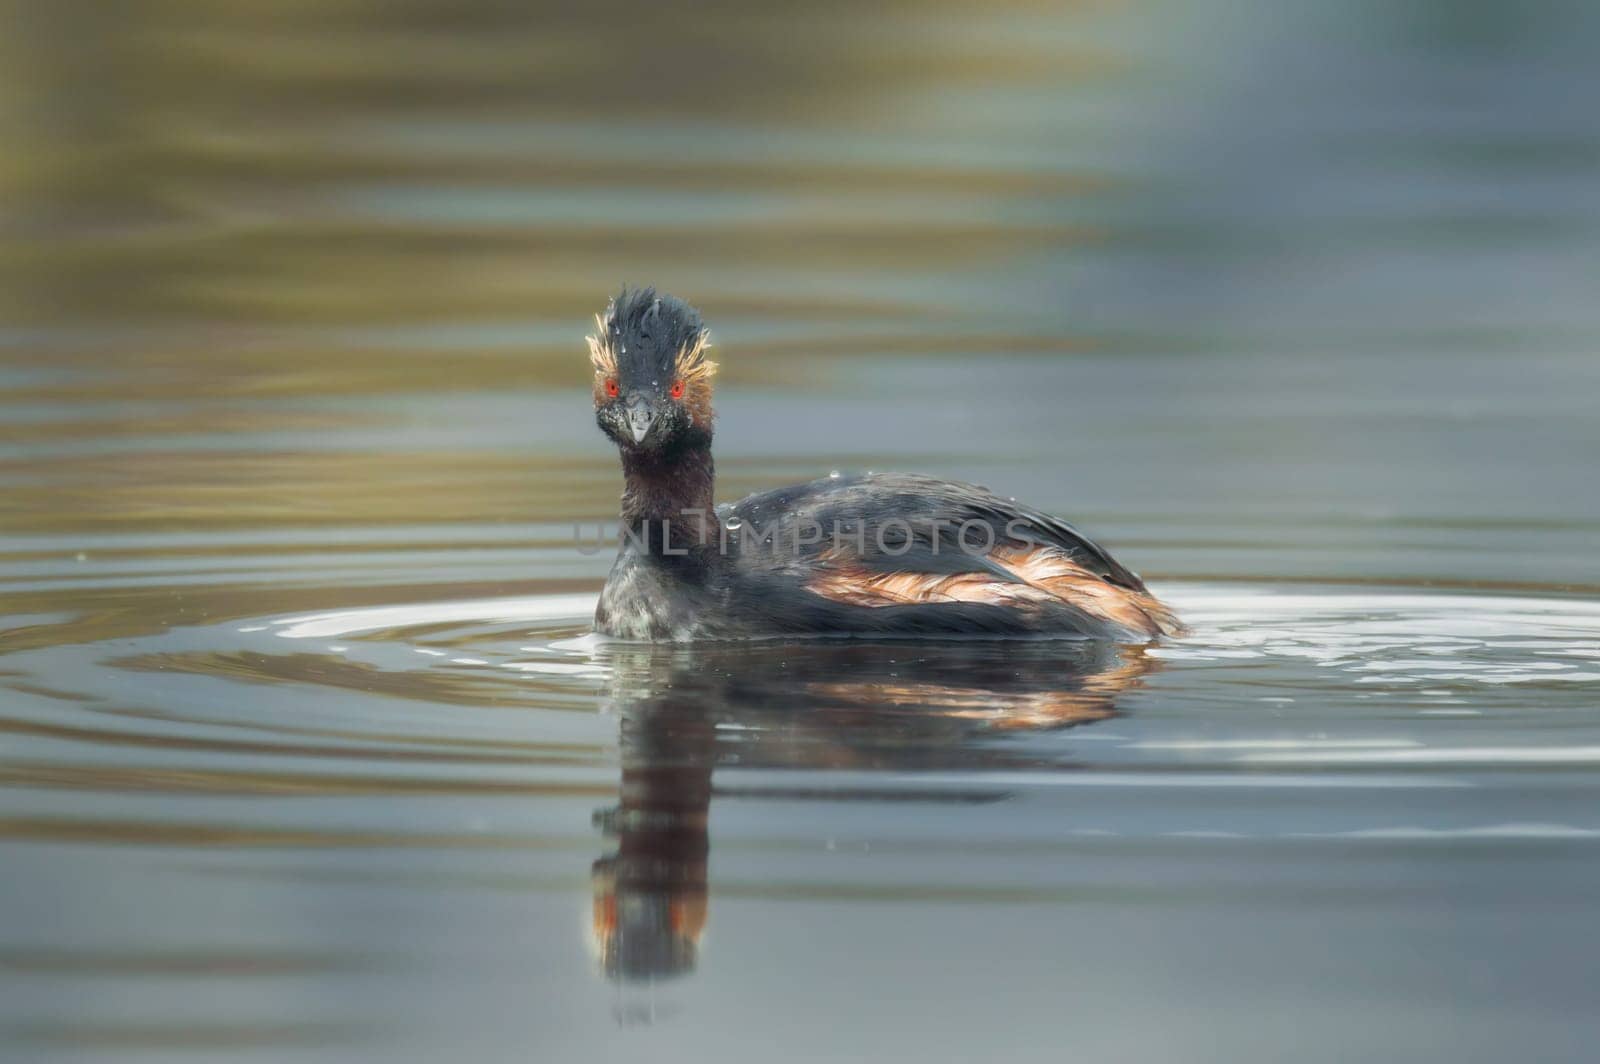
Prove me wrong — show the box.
[4,1,1596,518]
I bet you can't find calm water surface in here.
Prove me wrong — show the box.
[2,1,1600,1061]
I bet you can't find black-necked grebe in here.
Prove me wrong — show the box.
[588,287,1181,642]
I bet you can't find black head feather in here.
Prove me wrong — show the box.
[600,286,704,388]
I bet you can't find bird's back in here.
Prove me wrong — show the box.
[702,472,1180,641]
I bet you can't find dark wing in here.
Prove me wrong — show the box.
[718,473,1180,639]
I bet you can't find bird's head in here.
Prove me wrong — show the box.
[589,287,716,456]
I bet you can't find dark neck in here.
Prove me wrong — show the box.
[618,441,716,550]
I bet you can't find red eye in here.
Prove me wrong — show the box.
[670,379,685,400]
[604,377,619,398]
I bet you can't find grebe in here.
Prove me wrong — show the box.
[588,287,1181,642]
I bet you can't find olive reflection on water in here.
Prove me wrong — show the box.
[589,641,1158,988]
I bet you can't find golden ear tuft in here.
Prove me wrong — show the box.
[586,313,618,375]
[673,329,718,387]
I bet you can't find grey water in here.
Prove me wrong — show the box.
[2,1,1600,1061]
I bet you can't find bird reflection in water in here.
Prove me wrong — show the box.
[589,640,1157,1002]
